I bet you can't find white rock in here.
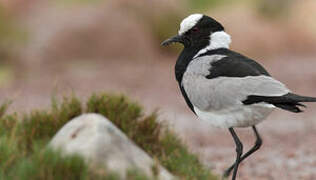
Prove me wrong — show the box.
[49,113,174,180]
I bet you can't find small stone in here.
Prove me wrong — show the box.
[49,113,174,180]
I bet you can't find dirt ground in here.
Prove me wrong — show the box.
[1,54,316,180]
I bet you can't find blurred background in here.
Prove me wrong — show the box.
[1,0,316,179]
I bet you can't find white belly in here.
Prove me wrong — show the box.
[194,103,274,128]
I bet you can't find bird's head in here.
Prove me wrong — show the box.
[162,14,231,50]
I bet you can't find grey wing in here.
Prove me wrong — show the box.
[182,75,290,111]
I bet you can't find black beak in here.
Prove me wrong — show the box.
[161,35,184,46]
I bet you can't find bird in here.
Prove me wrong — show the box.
[161,13,316,180]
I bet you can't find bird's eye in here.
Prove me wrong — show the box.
[192,27,199,32]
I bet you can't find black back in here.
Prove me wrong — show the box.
[198,48,270,79]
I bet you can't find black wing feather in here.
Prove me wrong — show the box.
[198,48,270,79]
[243,93,316,113]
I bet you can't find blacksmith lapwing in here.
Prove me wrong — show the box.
[161,14,316,180]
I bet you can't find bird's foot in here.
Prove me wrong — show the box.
[222,167,233,179]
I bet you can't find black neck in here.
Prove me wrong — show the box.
[174,42,211,83]
[175,48,196,83]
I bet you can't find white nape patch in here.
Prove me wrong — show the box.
[178,14,203,35]
[194,31,232,58]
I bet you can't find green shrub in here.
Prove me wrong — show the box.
[12,148,87,180]
[87,93,217,179]
[0,92,217,179]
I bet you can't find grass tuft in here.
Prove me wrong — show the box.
[13,148,87,180]
[0,92,217,179]
[87,93,142,136]
[86,93,216,179]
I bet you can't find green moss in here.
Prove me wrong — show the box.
[86,93,217,179]
[13,148,87,180]
[86,93,142,136]
[159,133,216,179]
[0,92,217,179]
[15,96,82,152]
[86,93,162,156]
[0,136,22,175]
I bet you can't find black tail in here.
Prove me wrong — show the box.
[243,93,316,113]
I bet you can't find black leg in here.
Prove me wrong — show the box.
[223,126,262,178]
[227,128,243,180]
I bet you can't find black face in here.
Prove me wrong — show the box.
[161,15,224,48]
